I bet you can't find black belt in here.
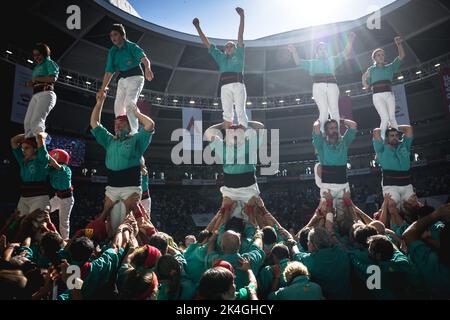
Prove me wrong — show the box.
[55,187,74,199]
[219,72,244,87]
[382,170,411,186]
[33,83,54,94]
[107,166,141,187]
[312,74,337,84]
[321,165,348,184]
[20,181,49,197]
[372,80,392,94]
[117,65,144,81]
[223,172,256,188]
[141,191,150,200]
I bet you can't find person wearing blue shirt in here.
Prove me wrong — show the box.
[363,37,406,139]
[97,24,154,135]
[24,43,59,138]
[287,33,356,133]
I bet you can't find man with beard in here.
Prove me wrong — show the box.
[373,125,414,209]
[312,118,357,208]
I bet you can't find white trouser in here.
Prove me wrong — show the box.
[17,195,50,217]
[221,82,248,127]
[141,197,151,219]
[312,83,340,133]
[220,183,260,220]
[382,184,414,210]
[320,182,350,214]
[49,195,75,240]
[114,76,145,134]
[314,163,323,189]
[373,92,398,139]
[105,186,142,232]
[23,91,57,138]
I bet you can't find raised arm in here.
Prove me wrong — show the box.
[313,120,321,135]
[134,106,155,131]
[90,92,107,129]
[192,18,211,49]
[36,132,47,148]
[373,128,382,141]
[11,133,25,149]
[398,124,412,138]
[204,122,224,142]
[362,69,370,90]
[394,36,405,61]
[97,73,114,100]
[342,118,357,130]
[287,44,301,66]
[236,7,245,47]
[141,56,154,81]
[343,32,356,59]
[48,155,62,170]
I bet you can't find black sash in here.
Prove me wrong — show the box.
[223,172,256,188]
[55,187,74,199]
[107,166,141,187]
[33,82,54,94]
[312,74,337,84]
[219,72,244,87]
[382,170,411,186]
[372,80,392,94]
[321,165,348,184]
[141,190,150,200]
[20,181,49,197]
[117,65,143,82]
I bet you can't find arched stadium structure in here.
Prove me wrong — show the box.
[1,0,449,195]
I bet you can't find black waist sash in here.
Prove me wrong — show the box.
[117,65,144,81]
[223,172,256,188]
[107,166,141,187]
[321,165,348,184]
[219,72,244,87]
[33,82,54,94]
[141,190,150,200]
[372,80,392,94]
[382,170,412,186]
[55,187,74,199]
[312,74,337,84]
[20,181,49,197]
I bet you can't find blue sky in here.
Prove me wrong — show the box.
[128,0,396,40]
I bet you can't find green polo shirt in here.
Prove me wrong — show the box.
[105,39,146,73]
[210,133,260,175]
[32,57,59,79]
[48,164,72,191]
[312,128,356,166]
[215,223,257,255]
[367,57,402,85]
[183,243,209,284]
[349,248,416,299]
[12,146,49,182]
[258,258,290,295]
[208,44,244,74]
[157,277,196,300]
[206,243,265,290]
[91,125,154,171]
[141,173,149,193]
[298,53,345,76]
[408,240,450,299]
[268,275,324,300]
[373,136,412,171]
[294,246,352,299]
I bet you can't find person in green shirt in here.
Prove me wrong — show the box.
[403,203,450,299]
[140,158,151,219]
[90,92,155,232]
[287,32,356,133]
[193,7,248,128]
[23,43,59,139]
[363,36,406,139]
[373,125,414,210]
[48,149,74,240]
[11,132,50,217]
[268,261,324,300]
[205,121,265,219]
[291,226,352,299]
[258,244,290,298]
[156,254,196,300]
[96,24,154,135]
[312,118,357,209]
